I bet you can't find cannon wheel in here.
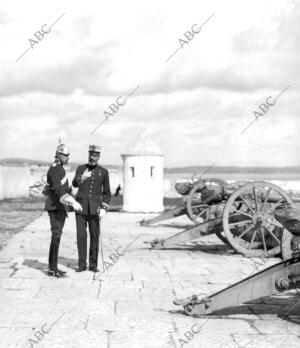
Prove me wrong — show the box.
[222,181,293,258]
[215,230,230,246]
[186,178,227,224]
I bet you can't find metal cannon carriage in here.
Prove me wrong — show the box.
[140,177,249,225]
[174,205,300,317]
[144,179,300,259]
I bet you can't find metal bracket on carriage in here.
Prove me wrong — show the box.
[174,256,300,316]
[173,293,211,306]
[143,238,166,248]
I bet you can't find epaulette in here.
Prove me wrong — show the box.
[52,163,57,167]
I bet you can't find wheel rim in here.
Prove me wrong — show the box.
[187,178,227,224]
[215,230,230,245]
[223,181,293,257]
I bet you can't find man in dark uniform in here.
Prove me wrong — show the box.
[72,145,111,272]
[45,143,83,278]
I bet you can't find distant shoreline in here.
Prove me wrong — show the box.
[164,167,300,174]
[1,158,300,174]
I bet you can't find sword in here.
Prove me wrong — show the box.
[98,213,104,273]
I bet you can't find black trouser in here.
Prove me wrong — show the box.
[75,213,100,269]
[48,210,67,270]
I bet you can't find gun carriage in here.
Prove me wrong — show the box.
[140,177,230,226]
[145,179,300,259]
[174,205,300,317]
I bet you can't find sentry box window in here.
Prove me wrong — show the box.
[130,167,135,178]
[150,166,155,177]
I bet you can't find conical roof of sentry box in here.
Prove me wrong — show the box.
[121,134,163,156]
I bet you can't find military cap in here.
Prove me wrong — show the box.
[89,144,101,153]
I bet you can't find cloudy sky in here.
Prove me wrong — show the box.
[0,0,299,167]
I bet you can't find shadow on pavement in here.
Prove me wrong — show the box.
[23,256,78,274]
[215,294,300,325]
[145,243,233,256]
[58,256,77,270]
[170,293,300,326]
[22,259,49,276]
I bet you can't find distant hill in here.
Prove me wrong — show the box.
[164,166,300,174]
[0,158,121,171]
[1,158,300,174]
[0,158,50,166]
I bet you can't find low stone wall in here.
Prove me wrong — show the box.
[0,165,176,200]
[0,165,32,200]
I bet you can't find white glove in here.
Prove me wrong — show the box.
[73,201,83,212]
[60,194,83,212]
[80,169,91,183]
[98,208,106,218]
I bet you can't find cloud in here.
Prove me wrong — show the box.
[0,0,299,167]
[1,43,118,97]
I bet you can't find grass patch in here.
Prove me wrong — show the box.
[0,196,45,249]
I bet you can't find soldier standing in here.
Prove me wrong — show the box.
[72,145,111,272]
[45,143,83,278]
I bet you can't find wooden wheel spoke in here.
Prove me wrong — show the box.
[259,226,267,252]
[196,208,209,217]
[229,220,252,228]
[239,195,254,214]
[248,229,257,250]
[265,198,285,214]
[261,188,272,211]
[231,209,253,219]
[236,224,254,240]
[264,225,280,245]
[253,186,259,212]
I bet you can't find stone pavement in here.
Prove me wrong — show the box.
[0,212,299,348]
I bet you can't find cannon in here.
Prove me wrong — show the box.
[173,205,300,317]
[145,180,300,259]
[140,177,231,226]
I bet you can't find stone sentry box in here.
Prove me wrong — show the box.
[121,136,164,212]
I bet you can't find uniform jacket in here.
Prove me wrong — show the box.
[45,159,70,211]
[72,164,111,216]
